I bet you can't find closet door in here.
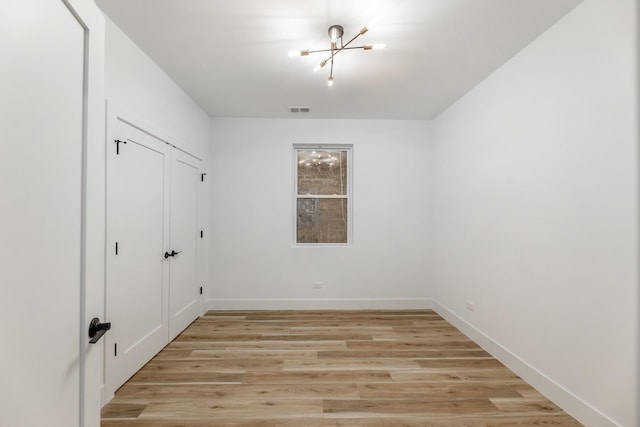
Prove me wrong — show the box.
[105,115,170,397]
[168,150,202,340]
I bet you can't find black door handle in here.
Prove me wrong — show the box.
[88,317,111,344]
[164,250,182,259]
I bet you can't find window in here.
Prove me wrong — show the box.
[294,145,351,245]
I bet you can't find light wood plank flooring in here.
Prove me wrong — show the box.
[101,310,582,426]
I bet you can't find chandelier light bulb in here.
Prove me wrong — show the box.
[373,43,386,50]
[327,76,334,87]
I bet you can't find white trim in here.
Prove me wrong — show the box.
[297,195,348,199]
[205,298,433,311]
[431,299,620,427]
[99,384,105,408]
[106,101,204,162]
[58,0,106,425]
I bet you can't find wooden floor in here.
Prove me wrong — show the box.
[101,310,582,426]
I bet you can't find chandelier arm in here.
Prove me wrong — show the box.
[318,31,364,66]
[307,46,371,54]
[330,56,334,79]
[340,31,364,50]
[329,40,335,79]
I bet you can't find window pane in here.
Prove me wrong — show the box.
[297,150,347,195]
[297,198,348,244]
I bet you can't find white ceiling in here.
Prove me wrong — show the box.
[95,0,581,120]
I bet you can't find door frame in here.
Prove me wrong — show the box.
[61,0,106,426]
[169,148,203,340]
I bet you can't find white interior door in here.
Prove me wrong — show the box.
[169,150,202,339]
[105,114,170,397]
[0,0,98,425]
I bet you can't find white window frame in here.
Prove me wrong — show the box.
[293,144,353,247]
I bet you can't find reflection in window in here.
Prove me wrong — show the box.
[294,147,351,245]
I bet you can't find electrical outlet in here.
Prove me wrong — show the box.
[312,282,323,289]
[466,301,475,312]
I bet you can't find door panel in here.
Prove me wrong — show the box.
[169,151,201,339]
[106,117,170,395]
[0,0,85,425]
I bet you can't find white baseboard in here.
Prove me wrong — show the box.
[99,383,108,407]
[431,299,619,427]
[204,298,434,311]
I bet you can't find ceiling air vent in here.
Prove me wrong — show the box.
[289,107,311,113]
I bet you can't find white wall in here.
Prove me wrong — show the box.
[431,1,638,426]
[104,18,209,159]
[208,118,431,309]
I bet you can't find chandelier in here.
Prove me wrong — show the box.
[289,24,385,86]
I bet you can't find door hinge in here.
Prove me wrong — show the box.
[114,139,127,155]
[115,241,118,255]
[201,173,207,182]
[200,286,203,295]
[114,343,118,357]
[200,230,204,238]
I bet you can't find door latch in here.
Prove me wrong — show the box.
[88,318,111,344]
